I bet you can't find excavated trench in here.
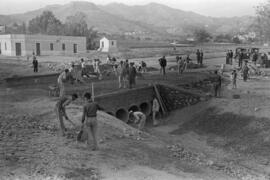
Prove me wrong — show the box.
[4,72,218,125]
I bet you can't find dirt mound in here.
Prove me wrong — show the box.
[171,107,270,156]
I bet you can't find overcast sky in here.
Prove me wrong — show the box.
[0,0,266,17]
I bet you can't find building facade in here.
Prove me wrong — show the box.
[99,37,117,52]
[0,34,86,56]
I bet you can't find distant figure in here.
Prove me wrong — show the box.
[81,92,103,150]
[55,93,78,136]
[226,50,230,64]
[106,55,111,64]
[200,49,204,66]
[177,56,184,75]
[81,58,89,78]
[196,49,200,64]
[159,56,167,76]
[220,64,225,75]
[128,62,137,89]
[152,96,160,126]
[231,70,237,89]
[32,55,38,73]
[94,59,102,79]
[238,51,244,68]
[242,61,249,82]
[58,69,69,97]
[252,51,258,65]
[185,55,192,71]
[129,111,146,130]
[141,61,147,73]
[112,57,117,75]
[214,70,222,98]
[229,50,234,65]
[117,61,127,88]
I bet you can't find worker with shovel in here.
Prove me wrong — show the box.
[55,93,78,136]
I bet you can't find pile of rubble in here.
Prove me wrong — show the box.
[167,144,268,180]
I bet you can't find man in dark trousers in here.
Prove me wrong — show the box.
[239,51,244,68]
[81,92,103,150]
[128,62,137,89]
[200,49,204,66]
[32,55,38,72]
[214,70,222,98]
[196,49,200,64]
[159,56,167,76]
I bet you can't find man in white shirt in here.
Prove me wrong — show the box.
[152,97,160,126]
[129,111,146,130]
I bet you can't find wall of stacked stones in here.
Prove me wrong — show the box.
[157,85,201,111]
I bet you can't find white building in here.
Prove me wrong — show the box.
[99,37,117,52]
[0,34,86,56]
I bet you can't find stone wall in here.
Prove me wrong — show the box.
[158,84,201,111]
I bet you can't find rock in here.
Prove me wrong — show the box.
[254,107,260,112]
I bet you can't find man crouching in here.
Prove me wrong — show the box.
[129,111,146,130]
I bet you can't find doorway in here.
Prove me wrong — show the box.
[15,43,21,56]
[36,43,40,56]
[73,44,77,53]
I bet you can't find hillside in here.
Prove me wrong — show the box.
[100,2,254,35]
[0,1,254,37]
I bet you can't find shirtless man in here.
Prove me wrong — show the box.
[55,93,78,136]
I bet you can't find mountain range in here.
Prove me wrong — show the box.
[0,1,255,39]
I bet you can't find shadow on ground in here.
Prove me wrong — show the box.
[171,107,270,157]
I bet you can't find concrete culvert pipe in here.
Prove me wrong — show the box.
[140,102,151,116]
[128,105,139,112]
[115,108,129,122]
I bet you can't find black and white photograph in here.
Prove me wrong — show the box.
[1,0,270,179]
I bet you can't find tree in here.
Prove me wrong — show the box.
[64,12,98,50]
[5,22,27,34]
[232,36,241,44]
[214,34,232,42]
[193,28,212,43]
[254,1,270,42]
[28,11,63,35]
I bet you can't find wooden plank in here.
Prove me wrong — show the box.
[153,84,167,115]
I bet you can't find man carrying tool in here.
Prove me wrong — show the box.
[55,93,78,136]
[81,92,103,150]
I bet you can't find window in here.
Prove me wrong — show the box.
[50,43,54,51]
[5,42,7,50]
[112,41,114,46]
[0,43,1,54]
[62,43,65,51]
[73,44,77,53]
[102,41,104,47]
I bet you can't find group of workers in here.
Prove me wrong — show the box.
[196,49,204,66]
[55,92,101,150]
[55,90,161,150]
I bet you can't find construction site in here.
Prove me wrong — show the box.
[1,48,270,180]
